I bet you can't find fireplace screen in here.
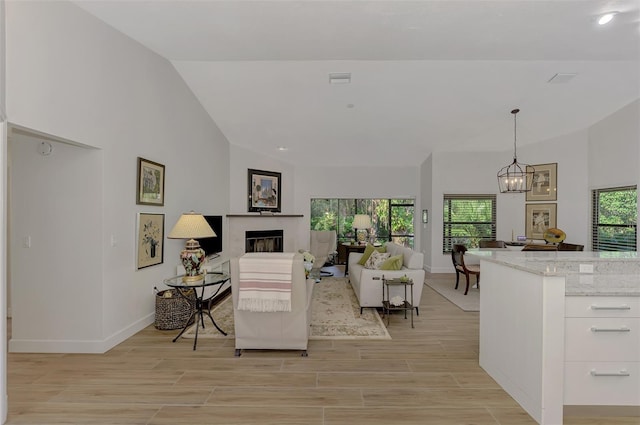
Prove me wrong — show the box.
[245,230,284,253]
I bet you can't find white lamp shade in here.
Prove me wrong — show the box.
[168,212,216,239]
[353,214,372,229]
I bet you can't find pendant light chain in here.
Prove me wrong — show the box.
[512,108,519,161]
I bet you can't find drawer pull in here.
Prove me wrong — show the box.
[590,305,630,310]
[590,326,630,332]
[590,369,630,377]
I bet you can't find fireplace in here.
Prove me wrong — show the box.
[245,230,284,253]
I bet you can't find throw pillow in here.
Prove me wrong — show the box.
[364,251,390,269]
[379,254,403,270]
[357,244,387,266]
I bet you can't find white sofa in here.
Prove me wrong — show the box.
[348,242,425,314]
[230,253,314,356]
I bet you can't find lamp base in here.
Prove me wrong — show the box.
[180,239,206,282]
[181,273,205,284]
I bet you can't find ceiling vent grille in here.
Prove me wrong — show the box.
[548,73,578,84]
[329,73,351,84]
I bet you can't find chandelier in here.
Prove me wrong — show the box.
[497,108,534,193]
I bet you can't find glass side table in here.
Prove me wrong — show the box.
[164,272,230,350]
[382,276,414,328]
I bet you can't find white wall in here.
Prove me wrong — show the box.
[293,165,421,251]
[9,136,102,347]
[588,99,640,248]
[419,155,433,267]
[424,101,637,272]
[1,0,9,420]
[428,151,512,272]
[229,144,294,214]
[6,1,230,352]
[588,99,639,189]
[426,132,590,273]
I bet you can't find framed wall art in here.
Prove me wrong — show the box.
[248,169,281,213]
[526,163,557,201]
[137,213,164,269]
[137,157,165,206]
[525,203,557,240]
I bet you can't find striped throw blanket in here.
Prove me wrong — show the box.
[237,252,295,312]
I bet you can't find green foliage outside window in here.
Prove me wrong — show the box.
[593,187,637,251]
[443,195,496,252]
[310,198,414,248]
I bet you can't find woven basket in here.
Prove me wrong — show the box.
[154,289,195,330]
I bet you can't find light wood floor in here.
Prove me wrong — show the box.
[6,272,638,424]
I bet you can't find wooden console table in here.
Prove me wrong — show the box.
[341,243,366,275]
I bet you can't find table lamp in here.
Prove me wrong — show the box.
[167,211,216,282]
[353,214,372,245]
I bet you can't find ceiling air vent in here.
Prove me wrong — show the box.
[329,73,351,84]
[548,73,578,84]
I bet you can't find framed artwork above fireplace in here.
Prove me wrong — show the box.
[248,169,281,213]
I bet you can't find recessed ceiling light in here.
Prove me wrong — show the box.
[329,73,351,84]
[598,12,618,25]
[277,146,288,151]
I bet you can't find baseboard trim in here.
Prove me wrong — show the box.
[564,405,640,417]
[9,313,154,354]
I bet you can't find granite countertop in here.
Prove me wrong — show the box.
[467,249,640,297]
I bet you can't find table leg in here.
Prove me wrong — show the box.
[203,309,227,336]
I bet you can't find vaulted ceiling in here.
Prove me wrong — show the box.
[74,0,640,166]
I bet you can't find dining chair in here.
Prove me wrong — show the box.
[479,240,507,248]
[451,244,480,295]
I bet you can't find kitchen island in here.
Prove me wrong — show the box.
[468,250,639,425]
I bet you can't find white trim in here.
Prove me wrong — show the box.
[9,314,154,354]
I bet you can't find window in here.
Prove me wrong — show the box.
[390,199,415,248]
[592,186,637,251]
[443,194,496,253]
[310,198,415,248]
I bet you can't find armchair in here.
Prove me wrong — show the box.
[309,230,337,277]
[230,253,314,356]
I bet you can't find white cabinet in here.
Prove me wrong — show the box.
[564,296,640,406]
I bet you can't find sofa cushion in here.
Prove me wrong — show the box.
[364,251,390,269]
[404,246,424,269]
[379,254,403,270]
[384,242,401,257]
[357,244,386,265]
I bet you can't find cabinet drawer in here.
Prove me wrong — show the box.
[566,296,640,318]
[565,318,640,361]
[564,362,640,405]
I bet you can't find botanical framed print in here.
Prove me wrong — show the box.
[525,203,557,240]
[137,213,164,269]
[248,169,281,213]
[137,157,165,206]
[526,163,557,201]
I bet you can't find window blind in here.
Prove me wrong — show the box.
[443,194,497,253]
[591,186,637,251]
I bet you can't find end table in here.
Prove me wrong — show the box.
[382,276,414,328]
[164,272,230,350]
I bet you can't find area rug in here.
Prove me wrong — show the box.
[425,275,479,312]
[182,277,391,340]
